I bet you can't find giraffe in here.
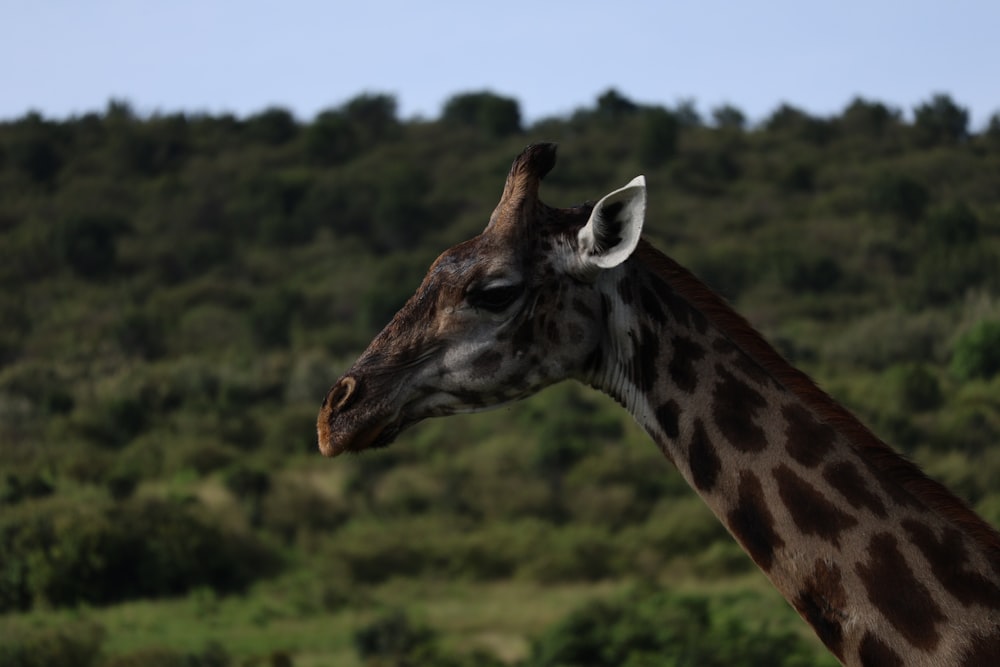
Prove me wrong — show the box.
[317,143,1000,666]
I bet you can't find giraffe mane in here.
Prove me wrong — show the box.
[633,239,1000,562]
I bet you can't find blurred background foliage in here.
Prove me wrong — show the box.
[1,89,1000,665]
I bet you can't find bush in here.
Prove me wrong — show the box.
[0,620,105,667]
[0,497,282,611]
[519,524,616,583]
[887,363,943,412]
[103,642,231,667]
[353,609,504,667]
[525,587,833,667]
[951,320,1000,380]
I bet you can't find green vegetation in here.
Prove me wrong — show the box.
[1,89,1000,665]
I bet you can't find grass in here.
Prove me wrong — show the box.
[0,565,831,666]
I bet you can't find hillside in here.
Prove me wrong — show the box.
[2,90,1000,666]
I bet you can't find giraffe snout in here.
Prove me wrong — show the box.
[324,375,358,413]
[317,376,361,457]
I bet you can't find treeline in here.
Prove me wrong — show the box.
[1,89,999,665]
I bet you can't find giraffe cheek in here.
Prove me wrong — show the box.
[471,350,504,377]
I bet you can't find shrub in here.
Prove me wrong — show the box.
[261,474,348,543]
[0,497,282,611]
[353,609,504,667]
[887,363,943,412]
[354,610,437,665]
[772,251,842,293]
[519,524,616,583]
[525,587,833,667]
[951,320,1000,380]
[103,642,231,667]
[907,246,998,306]
[0,620,105,667]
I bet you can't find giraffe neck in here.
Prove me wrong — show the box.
[583,240,1000,667]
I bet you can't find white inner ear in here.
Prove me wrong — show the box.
[577,175,646,269]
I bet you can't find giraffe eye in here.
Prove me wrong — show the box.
[467,283,524,313]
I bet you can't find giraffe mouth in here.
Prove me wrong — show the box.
[317,408,420,457]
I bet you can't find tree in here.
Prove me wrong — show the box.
[8,112,63,184]
[674,98,702,128]
[441,91,521,137]
[57,215,130,279]
[595,88,639,121]
[840,97,900,137]
[868,172,929,222]
[343,92,400,144]
[304,110,358,166]
[711,104,746,130]
[925,202,980,246]
[637,107,679,168]
[245,106,298,145]
[986,112,1000,145]
[913,93,968,145]
[765,103,834,144]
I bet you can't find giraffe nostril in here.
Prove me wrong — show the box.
[325,376,358,413]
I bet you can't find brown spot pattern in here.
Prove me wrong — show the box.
[726,471,784,572]
[655,400,680,440]
[858,632,904,667]
[962,632,1000,666]
[793,559,847,660]
[639,284,666,324]
[782,403,836,468]
[668,335,705,394]
[733,353,775,387]
[773,464,858,546]
[630,324,660,391]
[856,532,945,651]
[712,365,768,452]
[688,418,721,492]
[823,461,888,518]
[902,519,1000,609]
[648,273,700,332]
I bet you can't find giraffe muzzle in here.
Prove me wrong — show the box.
[326,376,358,412]
[317,375,402,457]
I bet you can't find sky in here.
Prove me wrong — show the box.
[2,0,998,128]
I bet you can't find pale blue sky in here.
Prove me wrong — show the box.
[2,0,997,127]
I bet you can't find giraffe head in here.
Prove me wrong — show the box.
[318,143,646,456]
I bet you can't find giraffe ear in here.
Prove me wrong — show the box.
[576,175,646,272]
